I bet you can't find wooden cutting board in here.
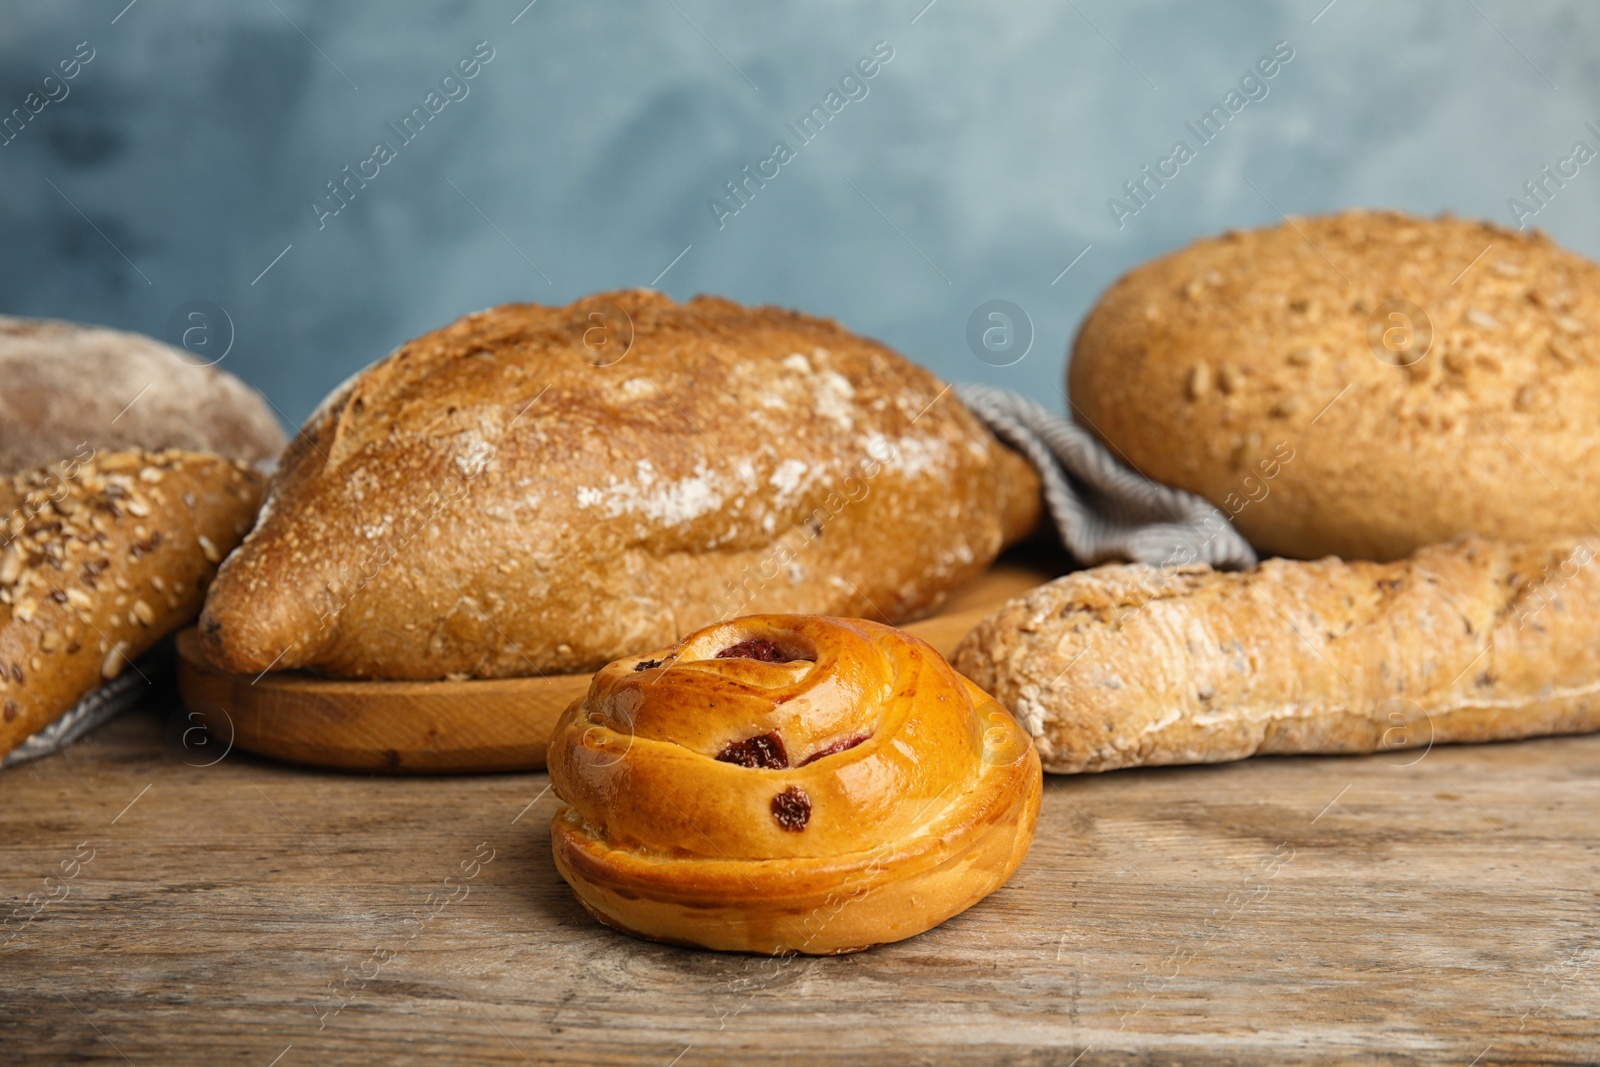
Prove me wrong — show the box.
[174,560,1054,774]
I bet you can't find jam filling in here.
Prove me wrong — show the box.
[715,637,792,663]
[798,733,869,767]
[716,731,789,769]
[771,786,811,831]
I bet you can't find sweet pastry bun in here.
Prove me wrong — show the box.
[547,614,1042,955]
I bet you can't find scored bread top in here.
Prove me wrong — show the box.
[200,290,1040,679]
[1069,210,1600,561]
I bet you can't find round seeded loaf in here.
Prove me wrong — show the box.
[0,316,286,474]
[1069,210,1600,561]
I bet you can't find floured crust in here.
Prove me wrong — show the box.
[0,449,265,758]
[547,615,1042,955]
[199,290,1041,679]
[1069,210,1600,560]
[953,536,1600,773]
[0,316,286,474]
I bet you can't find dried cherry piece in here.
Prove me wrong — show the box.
[716,731,789,769]
[771,786,811,831]
[633,658,663,672]
[715,637,790,663]
[798,733,869,766]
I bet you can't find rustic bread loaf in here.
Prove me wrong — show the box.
[0,449,265,759]
[953,536,1600,774]
[1069,210,1600,560]
[0,316,285,474]
[199,290,1041,680]
[549,614,1041,955]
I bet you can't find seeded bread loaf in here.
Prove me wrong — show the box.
[953,536,1600,774]
[0,316,285,475]
[1069,210,1600,560]
[0,449,265,759]
[199,290,1042,680]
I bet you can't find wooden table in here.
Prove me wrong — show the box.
[3,697,1597,1065]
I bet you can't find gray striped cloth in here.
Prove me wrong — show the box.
[955,383,1258,570]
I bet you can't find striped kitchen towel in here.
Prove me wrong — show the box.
[0,668,146,767]
[955,382,1257,570]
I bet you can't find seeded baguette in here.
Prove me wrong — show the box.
[952,536,1600,774]
[0,449,265,759]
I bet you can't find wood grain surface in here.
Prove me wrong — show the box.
[3,690,1598,1065]
[173,561,1054,774]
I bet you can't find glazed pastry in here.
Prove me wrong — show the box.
[954,536,1600,773]
[0,449,265,759]
[547,614,1041,955]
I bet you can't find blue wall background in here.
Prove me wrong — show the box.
[2,0,1597,428]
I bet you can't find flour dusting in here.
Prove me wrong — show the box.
[769,459,807,496]
[573,460,726,526]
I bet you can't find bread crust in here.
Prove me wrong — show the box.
[0,317,285,474]
[953,536,1600,773]
[547,614,1041,955]
[0,449,265,758]
[1069,210,1600,560]
[200,290,1040,679]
